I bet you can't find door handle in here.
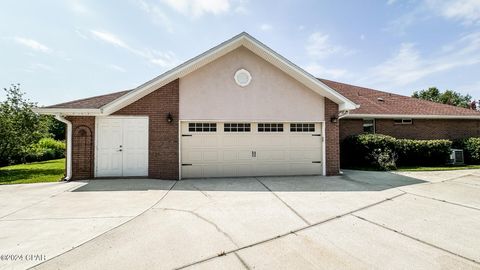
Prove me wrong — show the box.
[118,149,123,152]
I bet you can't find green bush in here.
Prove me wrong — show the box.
[25,138,65,162]
[454,137,480,164]
[341,134,452,170]
[341,134,397,169]
[396,139,452,166]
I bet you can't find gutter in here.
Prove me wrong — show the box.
[55,115,72,181]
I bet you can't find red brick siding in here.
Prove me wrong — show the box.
[112,79,179,180]
[340,118,480,140]
[325,98,340,175]
[67,116,95,180]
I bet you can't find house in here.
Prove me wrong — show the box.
[318,79,480,141]
[35,32,480,180]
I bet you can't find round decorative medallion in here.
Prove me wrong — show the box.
[234,69,252,87]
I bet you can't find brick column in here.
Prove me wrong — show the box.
[325,98,340,175]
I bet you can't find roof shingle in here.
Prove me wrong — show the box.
[44,89,132,109]
[319,78,480,117]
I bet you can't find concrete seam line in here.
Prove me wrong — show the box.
[176,192,407,269]
[351,214,480,265]
[234,252,251,270]
[254,177,311,225]
[400,191,480,212]
[28,180,179,270]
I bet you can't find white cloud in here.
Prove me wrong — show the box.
[360,34,366,40]
[304,63,348,79]
[75,29,89,40]
[162,0,230,17]
[137,0,174,32]
[387,0,397,5]
[90,30,179,68]
[260,23,272,31]
[90,30,129,49]
[306,32,354,59]
[425,0,480,24]
[13,37,51,53]
[359,32,480,88]
[108,64,127,72]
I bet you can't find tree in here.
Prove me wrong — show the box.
[0,84,50,165]
[412,87,473,109]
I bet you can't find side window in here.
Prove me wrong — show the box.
[258,123,284,132]
[290,123,315,132]
[224,123,251,132]
[188,123,217,132]
[363,119,375,133]
[394,119,413,125]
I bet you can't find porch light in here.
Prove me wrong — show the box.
[330,117,338,123]
[167,113,174,123]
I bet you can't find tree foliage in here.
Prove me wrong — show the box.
[412,87,476,109]
[0,84,51,165]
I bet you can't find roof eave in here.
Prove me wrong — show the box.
[344,114,480,119]
[33,107,104,116]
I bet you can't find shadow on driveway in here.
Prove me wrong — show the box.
[72,170,425,192]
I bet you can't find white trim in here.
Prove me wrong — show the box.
[99,32,357,115]
[34,108,102,115]
[322,120,326,176]
[180,119,325,123]
[344,114,480,120]
[234,69,252,87]
[55,115,72,181]
[178,119,182,180]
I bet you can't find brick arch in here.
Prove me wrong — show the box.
[72,125,94,179]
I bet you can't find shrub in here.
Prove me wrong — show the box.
[341,134,397,169]
[396,139,452,166]
[341,134,452,169]
[25,138,65,162]
[454,137,480,164]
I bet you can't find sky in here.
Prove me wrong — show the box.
[1,0,480,106]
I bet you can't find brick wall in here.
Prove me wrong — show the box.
[340,118,480,140]
[113,79,179,179]
[67,116,95,180]
[325,98,340,175]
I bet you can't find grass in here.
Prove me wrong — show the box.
[397,164,480,172]
[0,159,65,185]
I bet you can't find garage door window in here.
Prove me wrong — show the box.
[224,123,251,132]
[189,123,217,132]
[258,123,283,132]
[290,123,315,132]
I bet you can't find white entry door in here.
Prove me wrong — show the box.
[96,117,149,177]
[181,122,323,178]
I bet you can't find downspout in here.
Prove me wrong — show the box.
[55,114,72,181]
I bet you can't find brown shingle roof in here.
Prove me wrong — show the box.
[319,78,480,117]
[44,89,133,109]
[42,78,480,117]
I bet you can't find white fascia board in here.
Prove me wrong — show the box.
[33,107,103,116]
[344,114,480,120]
[100,32,358,115]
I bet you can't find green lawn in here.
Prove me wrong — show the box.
[397,164,480,172]
[0,159,65,185]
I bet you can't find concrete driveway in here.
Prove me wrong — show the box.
[0,170,479,270]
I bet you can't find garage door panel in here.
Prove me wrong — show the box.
[181,122,323,178]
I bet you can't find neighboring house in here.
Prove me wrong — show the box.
[35,32,480,181]
[319,79,480,141]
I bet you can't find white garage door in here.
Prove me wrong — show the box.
[96,117,149,177]
[181,122,323,178]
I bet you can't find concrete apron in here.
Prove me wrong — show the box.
[0,171,479,270]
